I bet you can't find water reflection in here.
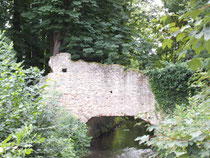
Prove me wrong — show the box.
[86,148,153,158]
[85,117,153,158]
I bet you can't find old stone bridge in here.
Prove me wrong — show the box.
[46,53,158,124]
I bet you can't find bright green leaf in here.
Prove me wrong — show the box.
[170,27,180,32]
[194,44,204,55]
[208,69,210,75]
[25,149,33,155]
[204,40,210,53]
[190,0,196,6]
[169,22,176,27]
[188,58,202,71]
[177,33,186,42]
[178,50,187,60]
[162,39,173,49]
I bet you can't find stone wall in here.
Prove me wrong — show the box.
[46,53,158,124]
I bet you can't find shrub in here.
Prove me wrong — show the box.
[146,63,194,113]
[0,125,45,157]
[0,30,45,157]
[34,108,91,158]
[0,31,91,157]
[136,73,210,158]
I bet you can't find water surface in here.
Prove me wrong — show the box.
[85,117,153,158]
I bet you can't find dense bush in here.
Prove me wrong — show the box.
[136,73,210,157]
[0,31,90,157]
[136,1,210,156]
[146,63,194,113]
[34,108,91,158]
[0,30,45,157]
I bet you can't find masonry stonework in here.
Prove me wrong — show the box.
[46,53,158,124]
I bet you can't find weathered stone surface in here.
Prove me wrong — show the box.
[46,53,158,124]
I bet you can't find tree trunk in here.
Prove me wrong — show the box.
[53,31,61,56]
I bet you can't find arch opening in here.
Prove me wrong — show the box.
[86,116,152,145]
[85,116,153,158]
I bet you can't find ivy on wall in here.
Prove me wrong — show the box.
[147,63,194,113]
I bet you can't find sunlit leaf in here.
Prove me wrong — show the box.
[188,58,202,71]
[190,131,202,138]
[204,40,210,53]
[177,33,186,42]
[195,20,202,26]
[180,25,191,32]
[162,39,173,49]
[169,22,176,27]
[204,27,210,41]
[190,0,196,6]
[195,32,204,39]
[135,135,150,144]
[170,27,180,32]
[178,50,187,60]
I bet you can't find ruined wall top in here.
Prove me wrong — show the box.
[49,53,72,73]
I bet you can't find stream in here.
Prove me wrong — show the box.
[85,117,154,158]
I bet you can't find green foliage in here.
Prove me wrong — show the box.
[136,74,210,157]
[147,63,194,113]
[0,31,90,157]
[162,0,189,14]
[136,1,210,157]
[35,109,91,158]
[0,0,164,71]
[0,30,44,142]
[0,125,45,157]
[148,0,209,69]
[148,6,184,67]
[3,0,136,70]
[127,0,160,70]
[0,1,11,30]
[0,30,48,157]
[162,0,210,72]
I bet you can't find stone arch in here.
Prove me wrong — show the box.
[46,53,159,125]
